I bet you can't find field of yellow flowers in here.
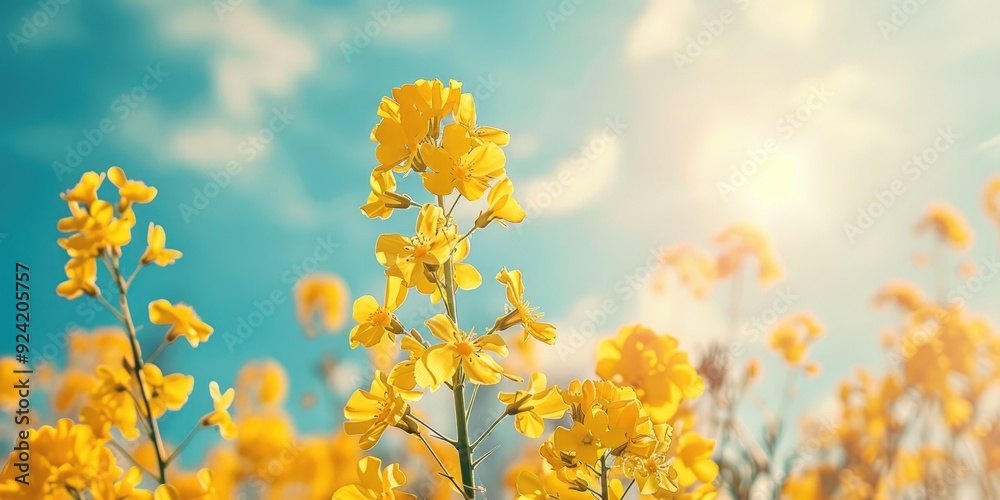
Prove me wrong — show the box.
[1,78,999,499]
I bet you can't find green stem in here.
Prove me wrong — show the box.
[111,255,169,484]
[599,453,609,500]
[438,194,475,498]
[453,375,476,498]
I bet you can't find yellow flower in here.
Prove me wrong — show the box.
[415,314,516,390]
[552,409,627,467]
[139,223,182,266]
[0,419,121,499]
[295,273,350,337]
[672,432,719,487]
[455,92,510,146]
[498,373,569,438]
[333,456,417,500]
[768,312,823,365]
[419,123,507,200]
[622,452,680,495]
[515,471,553,500]
[141,363,194,417]
[361,170,413,219]
[61,171,105,206]
[349,276,407,348]
[372,94,430,173]
[56,257,99,299]
[714,222,783,288]
[494,267,556,344]
[148,299,214,347]
[344,371,420,450]
[421,234,482,304]
[108,166,157,212]
[57,200,136,257]
[201,381,237,439]
[915,202,973,250]
[387,335,427,390]
[475,177,525,228]
[375,204,451,288]
[595,325,704,423]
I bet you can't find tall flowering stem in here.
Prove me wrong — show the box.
[440,194,477,498]
[345,78,564,498]
[108,255,170,483]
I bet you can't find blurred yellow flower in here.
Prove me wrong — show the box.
[344,371,420,450]
[201,381,237,439]
[768,312,823,365]
[984,175,1000,229]
[148,299,214,347]
[414,314,515,390]
[672,432,719,488]
[494,267,556,345]
[915,202,973,250]
[295,273,350,337]
[333,456,417,500]
[498,373,569,438]
[873,280,926,312]
[714,222,784,288]
[235,360,288,410]
[140,223,182,266]
[596,324,704,423]
[0,419,121,499]
[659,244,718,298]
[90,364,140,439]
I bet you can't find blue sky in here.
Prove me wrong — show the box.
[2,0,1000,483]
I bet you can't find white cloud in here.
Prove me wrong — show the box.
[625,0,693,63]
[520,131,620,216]
[170,122,248,166]
[746,0,824,44]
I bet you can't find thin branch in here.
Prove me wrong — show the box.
[166,425,203,464]
[410,413,457,444]
[471,412,507,450]
[466,384,480,420]
[417,434,470,500]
